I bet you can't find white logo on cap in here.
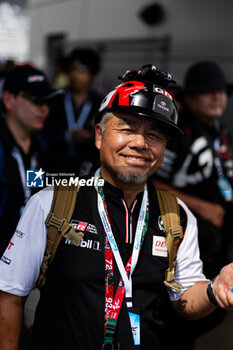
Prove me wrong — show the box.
[161,101,166,107]
[27,75,45,83]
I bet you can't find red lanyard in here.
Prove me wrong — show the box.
[97,179,149,347]
[104,240,133,331]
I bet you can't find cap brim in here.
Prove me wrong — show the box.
[96,107,183,137]
[27,89,65,100]
[41,89,65,100]
[136,111,183,137]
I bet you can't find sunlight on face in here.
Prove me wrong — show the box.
[95,113,168,186]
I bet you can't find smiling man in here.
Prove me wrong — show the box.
[95,112,168,209]
[1,65,233,350]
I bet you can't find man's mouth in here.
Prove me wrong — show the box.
[122,154,150,163]
[126,155,146,161]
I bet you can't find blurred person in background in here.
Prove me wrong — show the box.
[166,81,183,113]
[0,59,15,98]
[52,55,69,90]
[42,47,103,175]
[153,61,233,349]
[0,65,63,257]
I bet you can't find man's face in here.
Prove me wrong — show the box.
[4,91,49,131]
[185,89,228,122]
[68,60,92,93]
[95,113,168,186]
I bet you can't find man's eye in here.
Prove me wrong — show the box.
[148,133,161,138]
[122,128,133,132]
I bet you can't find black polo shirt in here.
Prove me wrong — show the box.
[29,181,187,350]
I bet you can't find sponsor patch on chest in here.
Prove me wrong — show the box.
[65,220,100,251]
[152,236,168,257]
[71,220,97,234]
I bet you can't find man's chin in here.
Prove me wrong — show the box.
[102,164,152,185]
[116,172,147,184]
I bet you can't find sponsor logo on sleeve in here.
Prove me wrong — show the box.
[0,256,12,265]
[16,230,25,239]
[8,242,14,250]
[152,236,168,257]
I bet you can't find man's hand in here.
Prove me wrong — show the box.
[212,263,233,309]
[173,263,233,320]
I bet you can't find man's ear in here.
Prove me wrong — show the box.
[2,91,16,111]
[95,123,103,150]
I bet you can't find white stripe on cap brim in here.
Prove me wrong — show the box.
[44,89,65,99]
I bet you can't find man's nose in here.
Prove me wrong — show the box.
[129,133,147,149]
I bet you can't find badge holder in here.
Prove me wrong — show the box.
[217,177,233,202]
[128,307,141,349]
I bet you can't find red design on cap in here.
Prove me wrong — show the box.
[106,81,145,108]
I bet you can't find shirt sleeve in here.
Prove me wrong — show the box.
[0,188,53,296]
[168,198,208,301]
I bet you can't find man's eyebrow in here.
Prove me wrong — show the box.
[148,121,167,134]
[118,117,139,126]
[150,124,163,132]
[118,117,167,135]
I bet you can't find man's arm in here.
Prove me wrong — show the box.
[0,190,52,350]
[173,263,233,320]
[0,291,27,350]
[152,179,226,228]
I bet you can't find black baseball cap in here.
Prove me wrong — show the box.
[2,65,64,100]
[184,61,233,95]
